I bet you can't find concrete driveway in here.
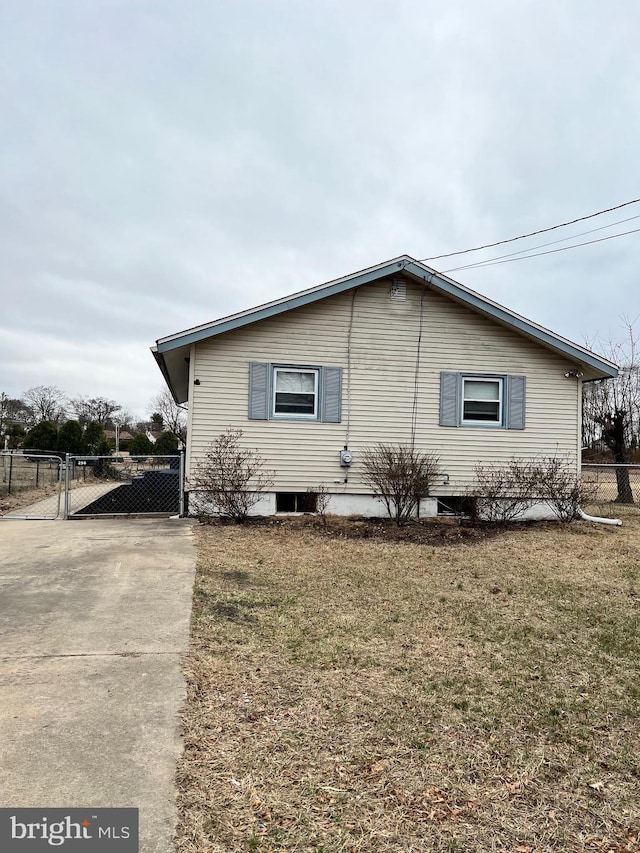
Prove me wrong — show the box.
[0,518,196,853]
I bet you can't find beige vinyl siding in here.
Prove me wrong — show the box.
[188,281,579,494]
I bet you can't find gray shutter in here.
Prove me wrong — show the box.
[248,362,269,420]
[321,366,343,423]
[506,375,526,429]
[439,372,460,426]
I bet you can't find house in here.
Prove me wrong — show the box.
[151,255,617,517]
[104,429,134,443]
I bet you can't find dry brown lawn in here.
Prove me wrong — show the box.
[176,513,640,853]
[0,482,62,514]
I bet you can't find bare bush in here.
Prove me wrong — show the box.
[532,455,598,522]
[359,444,440,525]
[472,455,595,523]
[189,428,274,522]
[308,483,331,524]
[471,458,536,523]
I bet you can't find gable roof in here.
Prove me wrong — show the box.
[152,255,618,403]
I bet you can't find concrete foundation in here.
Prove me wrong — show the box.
[186,491,558,521]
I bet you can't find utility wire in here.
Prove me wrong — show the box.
[420,198,640,262]
[442,225,640,273]
[442,213,640,273]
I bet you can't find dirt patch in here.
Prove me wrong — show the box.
[0,483,61,515]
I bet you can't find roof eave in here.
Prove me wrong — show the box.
[152,254,618,383]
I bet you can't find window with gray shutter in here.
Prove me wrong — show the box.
[248,362,269,420]
[321,367,343,423]
[439,372,526,429]
[248,363,343,422]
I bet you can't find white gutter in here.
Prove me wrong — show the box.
[578,508,622,526]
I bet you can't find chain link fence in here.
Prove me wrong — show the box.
[1,452,64,519]
[65,454,184,518]
[2,452,185,520]
[582,464,640,515]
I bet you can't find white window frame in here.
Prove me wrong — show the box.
[272,366,320,420]
[461,376,504,426]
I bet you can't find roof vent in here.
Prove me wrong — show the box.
[389,280,406,301]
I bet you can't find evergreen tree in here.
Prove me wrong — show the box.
[129,433,153,456]
[24,420,58,452]
[153,431,179,455]
[57,419,83,455]
[82,421,107,455]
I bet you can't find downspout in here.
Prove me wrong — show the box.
[577,508,622,526]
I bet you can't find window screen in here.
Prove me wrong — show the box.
[462,378,501,423]
[273,369,318,416]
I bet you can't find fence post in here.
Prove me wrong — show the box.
[64,454,70,519]
[179,450,185,517]
[8,453,12,494]
[36,459,40,487]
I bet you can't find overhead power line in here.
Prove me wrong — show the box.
[442,225,640,273]
[420,198,640,262]
[442,213,640,272]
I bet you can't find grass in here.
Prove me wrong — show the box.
[176,513,640,852]
[0,456,61,497]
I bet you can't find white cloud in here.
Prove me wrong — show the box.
[1,0,639,414]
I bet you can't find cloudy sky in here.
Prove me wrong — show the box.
[1,0,639,419]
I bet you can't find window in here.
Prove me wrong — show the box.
[276,492,318,512]
[439,372,526,430]
[462,377,502,424]
[273,368,318,418]
[437,496,475,516]
[248,362,343,423]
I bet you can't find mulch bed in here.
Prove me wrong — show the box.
[198,513,552,546]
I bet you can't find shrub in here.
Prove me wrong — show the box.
[153,430,179,455]
[56,419,83,455]
[532,455,598,522]
[471,455,595,523]
[129,433,153,457]
[189,427,274,522]
[82,421,108,455]
[471,458,536,523]
[308,483,331,524]
[24,420,58,453]
[359,444,441,525]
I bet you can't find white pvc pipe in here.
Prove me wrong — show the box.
[578,508,622,526]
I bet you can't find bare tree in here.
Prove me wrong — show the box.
[583,319,639,503]
[0,393,27,433]
[22,385,66,425]
[115,409,136,432]
[0,392,11,436]
[150,389,187,442]
[70,396,122,426]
